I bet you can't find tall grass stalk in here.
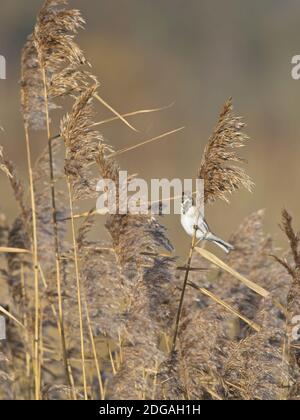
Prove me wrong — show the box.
[40,65,75,397]
[84,298,105,400]
[172,229,197,352]
[66,179,88,400]
[23,122,40,400]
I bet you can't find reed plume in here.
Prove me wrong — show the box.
[61,85,106,199]
[198,97,253,204]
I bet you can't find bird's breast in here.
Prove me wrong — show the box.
[181,214,196,236]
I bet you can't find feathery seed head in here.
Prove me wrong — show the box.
[198,98,254,204]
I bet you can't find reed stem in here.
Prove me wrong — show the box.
[24,124,40,400]
[40,65,76,398]
[172,229,197,352]
[66,179,88,400]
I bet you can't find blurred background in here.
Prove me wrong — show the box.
[1,0,300,259]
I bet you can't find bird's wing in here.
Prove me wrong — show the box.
[196,214,210,236]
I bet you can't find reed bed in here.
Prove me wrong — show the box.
[0,0,299,400]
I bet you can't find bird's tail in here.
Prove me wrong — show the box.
[206,233,234,254]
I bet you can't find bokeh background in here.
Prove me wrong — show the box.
[1,0,300,259]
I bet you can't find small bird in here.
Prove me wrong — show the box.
[181,192,234,253]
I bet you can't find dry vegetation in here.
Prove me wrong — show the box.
[0,0,299,400]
